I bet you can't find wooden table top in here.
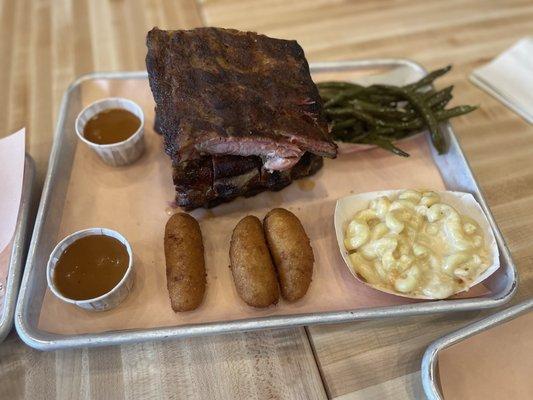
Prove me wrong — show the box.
[1,0,532,398]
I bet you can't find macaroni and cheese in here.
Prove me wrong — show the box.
[343,190,490,299]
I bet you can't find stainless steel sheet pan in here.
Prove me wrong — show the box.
[15,59,517,350]
[421,298,533,400]
[0,155,36,343]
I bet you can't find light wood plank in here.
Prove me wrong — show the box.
[0,328,326,400]
[332,372,424,400]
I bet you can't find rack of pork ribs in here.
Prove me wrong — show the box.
[146,27,337,210]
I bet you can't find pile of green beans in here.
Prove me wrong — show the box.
[318,65,477,157]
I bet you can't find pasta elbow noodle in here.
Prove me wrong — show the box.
[442,253,470,275]
[385,211,404,234]
[420,192,440,207]
[394,266,420,293]
[398,190,422,203]
[345,220,370,250]
[412,243,428,257]
[370,197,391,218]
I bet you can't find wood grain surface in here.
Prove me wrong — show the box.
[1,0,533,399]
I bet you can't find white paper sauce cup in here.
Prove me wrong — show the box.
[75,97,145,166]
[47,228,134,311]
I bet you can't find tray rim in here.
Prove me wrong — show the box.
[0,155,36,343]
[421,298,533,400]
[15,58,518,350]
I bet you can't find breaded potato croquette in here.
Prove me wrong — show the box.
[164,213,206,312]
[230,216,279,308]
[263,208,314,301]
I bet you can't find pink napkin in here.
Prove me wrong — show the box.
[0,128,25,254]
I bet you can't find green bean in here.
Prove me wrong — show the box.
[326,102,407,121]
[330,105,475,131]
[324,89,365,107]
[317,91,335,101]
[389,130,416,140]
[335,129,371,142]
[325,108,355,117]
[362,134,410,157]
[375,127,396,136]
[329,105,475,133]
[322,84,400,103]
[431,97,452,111]
[373,85,446,153]
[318,81,364,90]
[350,99,409,119]
[436,105,478,119]
[379,118,423,131]
[358,92,400,105]
[331,119,359,132]
[404,65,452,91]
[426,86,453,108]
[349,109,386,127]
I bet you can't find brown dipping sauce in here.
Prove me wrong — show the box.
[54,235,129,300]
[83,108,141,145]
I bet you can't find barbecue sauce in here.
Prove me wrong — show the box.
[83,108,140,144]
[54,235,129,300]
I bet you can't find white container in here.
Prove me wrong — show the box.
[46,228,134,311]
[334,190,500,300]
[75,97,145,166]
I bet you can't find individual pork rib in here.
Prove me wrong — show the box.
[146,27,337,170]
[172,152,323,210]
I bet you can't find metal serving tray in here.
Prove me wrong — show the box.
[15,59,517,350]
[0,155,36,343]
[421,298,533,400]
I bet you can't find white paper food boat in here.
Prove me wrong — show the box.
[334,190,500,300]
